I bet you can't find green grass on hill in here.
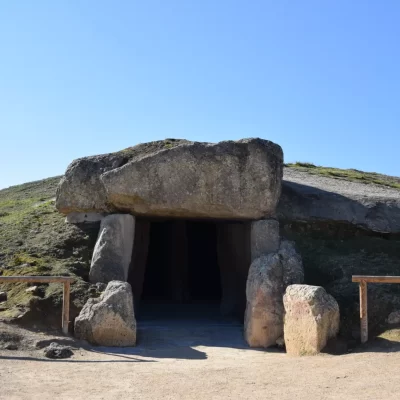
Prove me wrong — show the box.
[0,177,96,326]
[285,162,400,190]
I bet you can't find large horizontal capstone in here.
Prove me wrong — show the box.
[56,138,283,220]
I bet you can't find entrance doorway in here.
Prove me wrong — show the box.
[128,218,251,322]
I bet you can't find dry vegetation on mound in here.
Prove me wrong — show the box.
[0,177,98,327]
[286,162,400,189]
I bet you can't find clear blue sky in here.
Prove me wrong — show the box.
[1,1,399,189]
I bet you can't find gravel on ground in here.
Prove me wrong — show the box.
[1,321,399,400]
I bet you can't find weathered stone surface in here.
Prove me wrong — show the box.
[387,310,400,325]
[244,254,284,348]
[74,281,136,346]
[250,219,280,261]
[279,168,400,339]
[281,220,400,340]
[89,214,135,284]
[25,286,40,295]
[56,138,283,220]
[283,284,340,355]
[65,212,105,224]
[43,342,73,359]
[4,343,18,350]
[279,168,400,234]
[279,240,304,287]
[56,151,131,214]
[245,241,304,348]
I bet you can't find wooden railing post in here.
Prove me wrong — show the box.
[359,280,368,343]
[0,276,74,334]
[62,281,71,335]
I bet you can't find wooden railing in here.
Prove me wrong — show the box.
[352,275,400,343]
[0,276,74,334]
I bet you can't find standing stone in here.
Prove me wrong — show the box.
[89,214,135,284]
[279,240,304,287]
[74,281,136,346]
[250,219,280,261]
[245,240,304,348]
[244,254,284,348]
[283,284,340,355]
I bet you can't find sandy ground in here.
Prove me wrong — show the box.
[1,321,400,400]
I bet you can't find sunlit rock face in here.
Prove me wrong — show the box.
[56,138,283,220]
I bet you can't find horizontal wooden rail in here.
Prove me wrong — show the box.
[352,275,400,344]
[0,276,74,334]
[352,276,400,284]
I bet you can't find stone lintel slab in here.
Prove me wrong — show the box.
[66,212,106,224]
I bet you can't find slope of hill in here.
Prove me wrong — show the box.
[280,165,400,338]
[0,177,98,327]
[285,162,400,189]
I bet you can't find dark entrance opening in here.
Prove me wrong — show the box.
[142,221,221,305]
[128,218,251,322]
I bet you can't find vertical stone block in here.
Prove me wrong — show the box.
[244,254,284,348]
[250,219,280,261]
[283,284,340,355]
[89,214,135,284]
[244,240,304,348]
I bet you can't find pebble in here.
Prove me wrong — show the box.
[43,342,73,359]
[0,291,7,302]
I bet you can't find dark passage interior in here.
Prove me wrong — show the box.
[142,221,221,304]
[128,218,251,321]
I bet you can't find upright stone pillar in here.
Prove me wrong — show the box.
[245,217,304,348]
[245,254,284,348]
[250,219,280,261]
[89,214,135,284]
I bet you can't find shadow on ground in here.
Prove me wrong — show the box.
[91,319,282,361]
[360,338,400,353]
[0,354,155,363]
[0,319,283,363]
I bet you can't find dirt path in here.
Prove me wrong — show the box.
[0,322,399,400]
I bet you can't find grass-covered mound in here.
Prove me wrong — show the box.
[286,162,400,189]
[0,177,99,328]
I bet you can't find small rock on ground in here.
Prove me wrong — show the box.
[43,342,73,359]
[388,310,400,325]
[4,343,18,350]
